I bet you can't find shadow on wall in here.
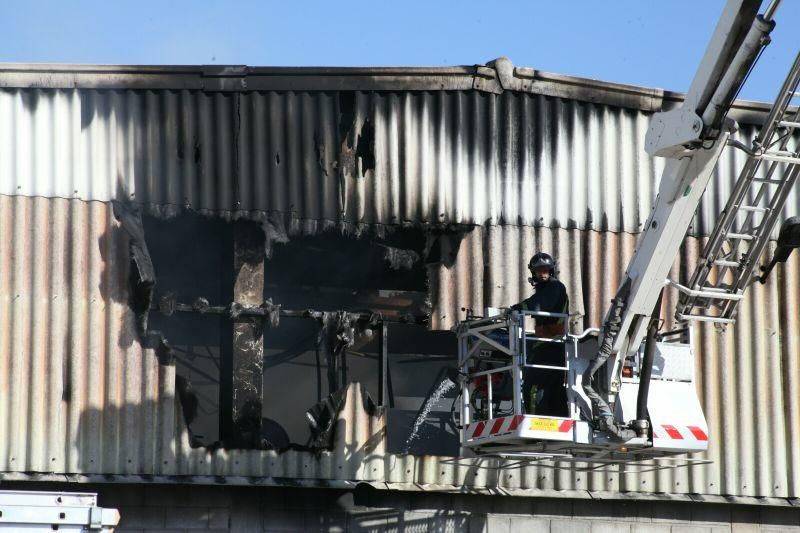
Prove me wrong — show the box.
[4,480,797,532]
[0,481,481,532]
[72,382,387,477]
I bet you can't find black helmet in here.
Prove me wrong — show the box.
[528,252,556,273]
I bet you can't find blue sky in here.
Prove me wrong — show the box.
[1,0,797,102]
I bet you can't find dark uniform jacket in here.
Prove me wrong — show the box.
[511,278,569,337]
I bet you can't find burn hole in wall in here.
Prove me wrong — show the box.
[263,228,434,446]
[140,211,462,453]
[143,211,231,447]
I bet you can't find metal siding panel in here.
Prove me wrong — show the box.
[1,87,799,238]
[783,251,800,496]
[0,196,163,476]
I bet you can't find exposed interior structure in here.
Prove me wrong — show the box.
[120,206,464,452]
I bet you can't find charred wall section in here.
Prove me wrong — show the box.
[134,206,462,452]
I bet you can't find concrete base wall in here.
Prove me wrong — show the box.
[4,482,799,532]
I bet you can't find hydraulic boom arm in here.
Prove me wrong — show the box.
[585,0,780,439]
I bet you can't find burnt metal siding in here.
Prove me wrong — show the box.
[1,87,798,236]
[1,194,799,500]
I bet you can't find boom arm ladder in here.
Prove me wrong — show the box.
[675,51,800,324]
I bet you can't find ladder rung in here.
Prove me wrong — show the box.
[737,205,767,213]
[713,259,740,267]
[667,280,745,301]
[677,313,736,325]
[778,120,800,129]
[726,232,755,241]
[759,152,800,165]
[752,177,786,184]
[700,286,730,292]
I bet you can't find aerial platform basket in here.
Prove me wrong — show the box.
[456,310,709,462]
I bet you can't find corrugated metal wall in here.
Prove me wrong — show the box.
[1,83,799,501]
[2,194,799,500]
[0,88,797,236]
[0,195,170,474]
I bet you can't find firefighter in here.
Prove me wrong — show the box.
[512,252,569,416]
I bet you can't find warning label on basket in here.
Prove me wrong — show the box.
[529,418,560,432]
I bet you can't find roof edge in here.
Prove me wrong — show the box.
[0,60,778,121]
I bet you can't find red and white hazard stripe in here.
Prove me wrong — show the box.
[652,424,708,442]
[556,419,575,432]
[466,416,575,440]
[466,415,525,440]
